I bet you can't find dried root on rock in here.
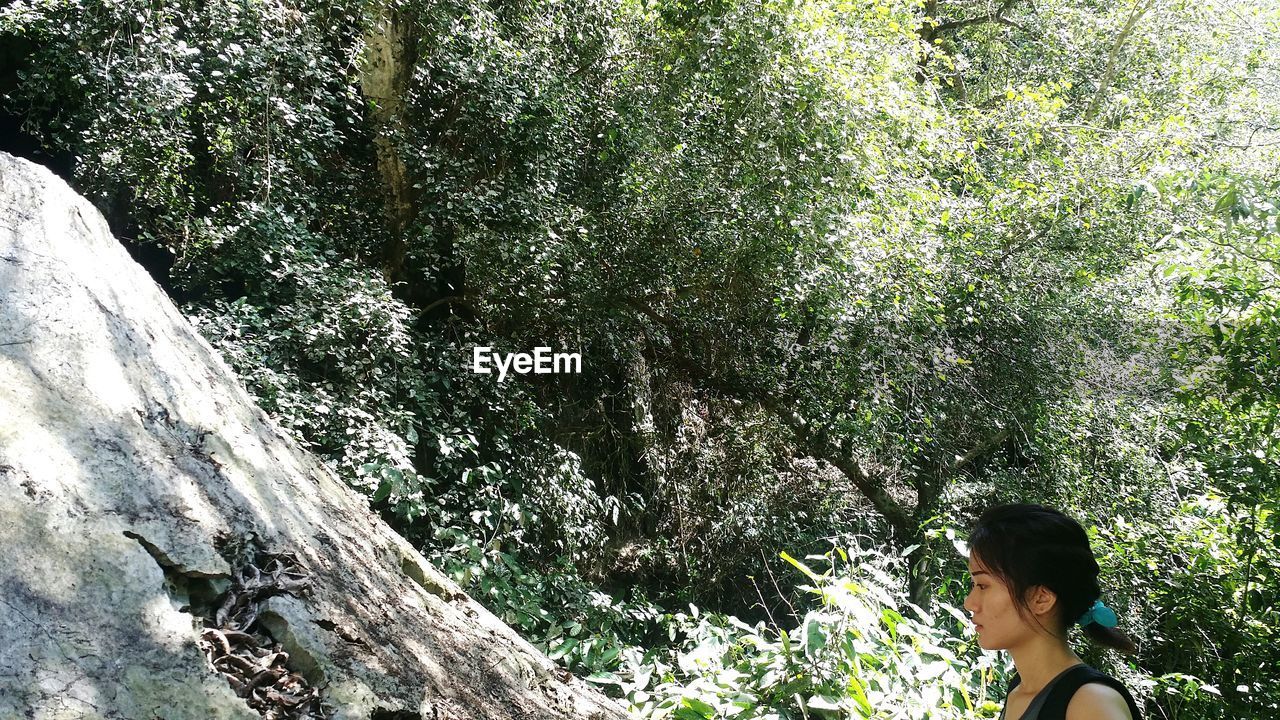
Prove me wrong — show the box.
[196,547,329,719]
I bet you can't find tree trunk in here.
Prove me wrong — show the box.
[906,534,936,610]
[358,1,417,283]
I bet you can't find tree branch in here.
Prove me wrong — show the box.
[751,387,916,535]
[626,298,916,535]
[929,0,1021,35]
[951,428,1012,473]
[1083,0,1155,122]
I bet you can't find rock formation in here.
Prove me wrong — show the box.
[0,152,628,720]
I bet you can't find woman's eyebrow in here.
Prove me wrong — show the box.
[969,571,990,579]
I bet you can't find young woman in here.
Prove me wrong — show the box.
[964,504,1144,720]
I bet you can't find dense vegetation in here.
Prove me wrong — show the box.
[3,0,1277,717]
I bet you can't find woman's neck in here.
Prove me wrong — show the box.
[1008,633,1083,694]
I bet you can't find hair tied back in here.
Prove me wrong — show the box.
[1077,599,1118,628]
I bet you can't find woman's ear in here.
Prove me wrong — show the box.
[1026,585,1059,619]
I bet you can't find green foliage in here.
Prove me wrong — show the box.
[618,545,1005,719]
[185,209,416,466]
[429,531,671,676]
[1134,166,1280,718]
[4,1,1280,718]
[1164,172,1279,503]
[180,206,612,565]
[1,0,374,246]
[1097,496,1280,718]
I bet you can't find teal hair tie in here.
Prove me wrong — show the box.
[1077,599,1118,628]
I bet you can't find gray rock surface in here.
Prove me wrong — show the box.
[0,153,628,720]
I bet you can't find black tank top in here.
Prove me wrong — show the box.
[1001,665,1143,720]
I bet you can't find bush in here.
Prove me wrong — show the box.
[618,545,1005,720]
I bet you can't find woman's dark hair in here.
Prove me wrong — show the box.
[969,503,1137,654]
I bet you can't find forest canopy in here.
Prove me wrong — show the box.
[2,0,1278,717]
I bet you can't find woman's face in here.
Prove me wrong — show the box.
[964,553,1032,651]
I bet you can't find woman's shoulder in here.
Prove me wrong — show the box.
[1063,673,1135,720]
[1023,665,1140,720]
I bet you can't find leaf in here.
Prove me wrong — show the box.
[848,676,872,716]
[780,551,820,580]
[1215,187,1238,214]
[680,696,716,717]
[585,671,621,685]
[548,637,578,660]
[919,659,950,680]
[804,615,827,657]
[806,694,843,712]
[939,602,971,626]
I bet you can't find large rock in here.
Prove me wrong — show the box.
[0,153,628,720]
